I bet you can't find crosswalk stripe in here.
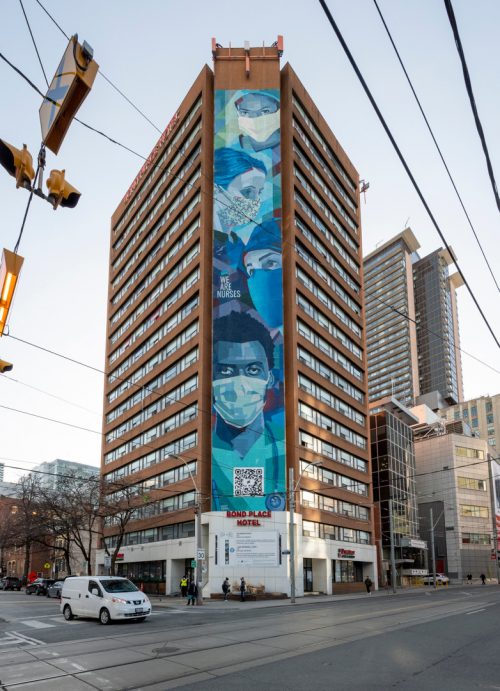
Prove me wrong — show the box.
[19,619,56,629]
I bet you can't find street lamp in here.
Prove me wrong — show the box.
[167,453,203,605]
[289,460,321,604]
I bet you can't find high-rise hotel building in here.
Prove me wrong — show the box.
[98,40,375,596]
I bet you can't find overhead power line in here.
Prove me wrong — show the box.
[373,0,499,294]
[0,51,146,161]
[317,0,500,349]
[34,0,163,134]
[444,0,500,214]
[19,0,49,87]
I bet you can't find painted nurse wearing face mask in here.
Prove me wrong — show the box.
[243,219,283,330]
[235,91,281,153]
[213,148,267,247]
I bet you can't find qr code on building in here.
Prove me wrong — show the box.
[233,467,264,496]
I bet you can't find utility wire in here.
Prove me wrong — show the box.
[444,0,500,214]
[317,0,500,349]
[13,157,39,254]
[34,0,69,40]
[34,0,162,134]
[19,0,49,87]
[373,0,499,294]
[0,51,146,161]
[2,374,101,415]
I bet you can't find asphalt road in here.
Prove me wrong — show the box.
[0,586,499,689]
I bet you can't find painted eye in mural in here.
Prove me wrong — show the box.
[218,365,236,377]
[261,257,280,271]
[239,186,260,200]
[246,362,265,377]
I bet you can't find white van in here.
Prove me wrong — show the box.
[60,576,152,625]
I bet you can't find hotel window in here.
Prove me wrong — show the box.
[457,477,487,491]
[462,533,490,545]
[460,505,488,518]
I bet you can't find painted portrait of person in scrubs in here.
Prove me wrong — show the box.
[235,91,281,155]
[211,310,285,511]
[243,219,283,330]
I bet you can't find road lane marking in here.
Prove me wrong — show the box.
[19,619,56,629]
[466,608,486,615]
[10,630,45,645]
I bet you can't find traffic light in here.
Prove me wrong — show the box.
[0,359,13,373]
[46,169,81,210]
[0,249,24,337]
[0,140,35,189]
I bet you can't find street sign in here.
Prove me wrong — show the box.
[191,560,196,568]
[104,555,111,568]
[197,549,205,560]
[39,36,99,154]
[43,562,51,569]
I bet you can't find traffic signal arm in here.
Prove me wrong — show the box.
[0,249,24,337]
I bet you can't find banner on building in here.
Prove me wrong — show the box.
[492,460,500,551]
[211,88,285,511]
[218,530,280,567]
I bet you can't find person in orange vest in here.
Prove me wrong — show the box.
[180,575,188,597]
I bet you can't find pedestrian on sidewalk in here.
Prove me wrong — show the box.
[364,576,373,595]
[240,577,246,602]
[480,573,486,585]
[180,575,188,597]
[186,580,198,605]
[222,577,230,601]
[467,573,472,585]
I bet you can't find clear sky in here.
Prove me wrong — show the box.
[1,0,499,481]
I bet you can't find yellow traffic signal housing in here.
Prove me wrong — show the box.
[0,359,13,373]
[40,36,99,155]
[46,169,81,210]
[0,140,35,189]
[0,249,24,337]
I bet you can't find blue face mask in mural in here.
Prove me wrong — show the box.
[247,267,283,328]
[243,221,283,329]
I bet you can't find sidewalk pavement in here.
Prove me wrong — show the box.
[148,583,467,611]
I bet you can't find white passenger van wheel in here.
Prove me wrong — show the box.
[63,605,73,621]
[99,608,111,625]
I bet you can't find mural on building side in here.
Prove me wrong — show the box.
[211,88,286,511]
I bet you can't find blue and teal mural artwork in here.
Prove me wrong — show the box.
[211,88,286,511]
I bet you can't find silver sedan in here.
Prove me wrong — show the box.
[47,581,64,598]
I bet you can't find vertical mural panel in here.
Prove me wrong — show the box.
[211,88,286,511]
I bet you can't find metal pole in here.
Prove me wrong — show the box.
[430,508,437,589]
[169,453,203,605]
[195,502,203,605]
[487,455,500,584]
[389,499,397,593]
[289,466,296,604]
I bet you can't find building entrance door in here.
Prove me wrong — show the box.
[303,558,313,592]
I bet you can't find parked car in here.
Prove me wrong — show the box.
[422,573,450,585]
[60,576,152,625]
[26,578,56,595]
[47,581,64,598]
[2,576,22,591]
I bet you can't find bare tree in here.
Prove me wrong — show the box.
[12,475,47,580]
[101,481,152,576]
[43,472,102,576]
